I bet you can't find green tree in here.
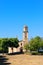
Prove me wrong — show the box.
[1,38,19,53]
[8,38,19,53]
[29,36,41,51]
[24,43,29,52]
[2,38,8,53]
[0,39,3,52]
[39,40,43,49]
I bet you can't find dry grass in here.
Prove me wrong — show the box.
[5,54,43,65]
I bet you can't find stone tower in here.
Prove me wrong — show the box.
[23,25,28,44]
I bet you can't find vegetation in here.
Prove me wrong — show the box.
[24,43,29,52]
[0,38,19,53]
[29,36,41,51]
[0,36,43,55]
[29,36,43,54]
[24,36,43,55]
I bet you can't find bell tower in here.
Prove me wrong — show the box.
[23,25,28,43]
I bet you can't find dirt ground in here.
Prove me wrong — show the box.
[4,54,43,65]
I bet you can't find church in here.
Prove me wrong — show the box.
[8,25,29,53]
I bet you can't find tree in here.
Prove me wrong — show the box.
[2,38,8,53]
[24,43,29,52]
[39,40,43,49]
[0,39,3,52]
[8,38,19,47]
[0,38,19,53]
[29,36,41,51]
[8,38,19,53]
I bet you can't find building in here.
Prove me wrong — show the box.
[8,25,28,53]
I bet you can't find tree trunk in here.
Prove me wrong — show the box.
[11,47,13,53]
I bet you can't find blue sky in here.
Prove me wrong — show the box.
[0,0,43,40]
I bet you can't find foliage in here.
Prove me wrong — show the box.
[0,38,19,53]
[8,38,19,48]
[29,36,41,51]
[24,43,29,52]
[2,38,8,53]
[0,36,43,54]
[0,39,2,51]
[39,40,43,49]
